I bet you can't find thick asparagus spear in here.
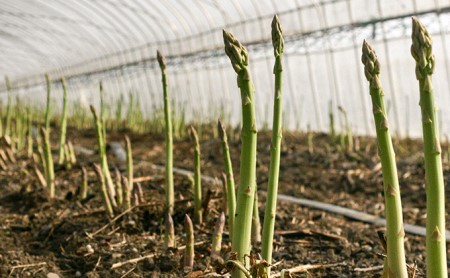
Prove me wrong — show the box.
[411,17,447,277]
[361,40,407,277]
[223,29,258,278]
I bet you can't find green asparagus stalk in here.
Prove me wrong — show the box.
[189,126,202,224]
[211,212,225,259]
[184,214,194,270]
[157,50,174,215]
[411,17,447,277]
[90,105,117,207]
[261,15,284,276]
[27,110,33,158]
[93,163,114,218]
[58,78,68,165]
[361,40,407,277]
[124,135,133,197]
[220,173,228,216]
[40,127,55,198]
[4,76,12,137]
[164,212,175,249]
[338,106,353,152]
[64,144,71,169]
[122,176,131,211]
[79,166,88,200]
[68,141,77,164]
[218,120,236,241]
[44,74,51,131]
[223,30,258,276]
[99,82,107,150]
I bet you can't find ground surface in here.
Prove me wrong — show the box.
[1,126,449,277]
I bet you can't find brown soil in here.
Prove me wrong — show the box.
[0,126,449,277]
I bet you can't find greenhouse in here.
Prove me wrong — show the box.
[0,0,449,277]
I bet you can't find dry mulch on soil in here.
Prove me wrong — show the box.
[1,127,449,277]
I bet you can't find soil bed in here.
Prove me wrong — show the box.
[1,126,449,277]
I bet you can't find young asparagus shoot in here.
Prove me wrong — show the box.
[261,15,284,275]
[157,50,174,215]
[189,126,202,224]
[218,120,236,241]
[114,168,123,206]
[68,141,77,164]
[27,110,33,158]
[411,17,447,277]
[44,74,51,131]
[164,212,175,249]
[337,106,353,152]
[90,105,117,207]
[122,176,131,211]
[220,174,228,216]
[184,214,194,270]
[361,40,407,277]
[211,212,225,260]
[4,76,12,137]
[223,29,258,276]
[124,135,133,198]
[58,78,68,165]
[93,163,114,218]
[40,127,55,198]
[79,166,88,200]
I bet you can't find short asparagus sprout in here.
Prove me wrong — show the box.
[211,212,225,259]
[58,78,68,165]
[114,168,123,206]
[184,214,194,270]
[26,110,33,158]
[157,50,174,215]
[261,14,284,276]
[79,166,88,200]
[189,126,202,224]
[121,176,131,211]
[338,106,353,152]
[218,120,236,241]
[90,105,117,207]
[93,163,114,218]
[124,135,133,197]
[411,17,447,277]
[40,127,55,198]
[4,76,12,137]
[361,40,407,277]
[223,29,258,277]
[44,74,51,131]
[164,213,175,249]
[68,141,77,164]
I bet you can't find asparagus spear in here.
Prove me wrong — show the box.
[218,120,236,241]
[184,214,194,270]
[157,50,174,215]
[189,126,202,224]
[361,40,407,277]
[58,78,68,165]
[41,127,55,198]
[44,74,51,131]
[411,17,447,277]
[223,29,258,277]
[261,15,284,276]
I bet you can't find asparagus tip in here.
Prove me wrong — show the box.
[411,17,434,79]
[156,50,166,70]
[223,29,248,73]
[361,40,380,84]
[217,119,225,138]
[271,15,284,56]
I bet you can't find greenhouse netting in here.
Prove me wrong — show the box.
[1,0,450,137]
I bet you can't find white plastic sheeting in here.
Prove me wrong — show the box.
[1,0,450,137]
